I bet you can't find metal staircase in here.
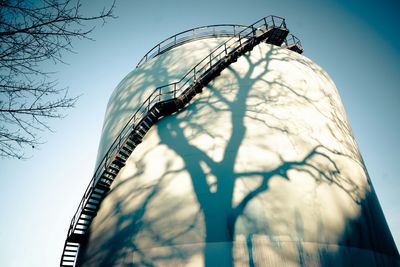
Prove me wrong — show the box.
[60,15,303,266]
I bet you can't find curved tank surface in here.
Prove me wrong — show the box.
[76,34,399,266]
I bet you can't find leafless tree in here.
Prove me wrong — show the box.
[0,0,116,159]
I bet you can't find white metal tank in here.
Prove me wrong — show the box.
[66,18,399,267]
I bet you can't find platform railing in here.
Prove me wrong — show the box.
[65,14,288,248]
[136,24,249,68]
[283,34,303,51]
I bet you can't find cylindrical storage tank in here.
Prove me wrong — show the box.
[77,26,399,266]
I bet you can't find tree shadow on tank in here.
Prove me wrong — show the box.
[78,44,399,266]
[77,150,204,266]
[155,46,398,266]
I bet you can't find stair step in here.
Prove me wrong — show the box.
[145,114,157,124]
[82,209,96,216]
[94,185,109,194]
[124,141,136,151]
[77,220,90,225]
[87,198,100,204]
[99,178,113,186]
[135,128,146,138]
[67,233,86,243]
[64,248,78,253]
[85,202,98,209]
[61,259,75,262]
[141,119,151,129]
[77,219,91,226]
[122,144,133,153]
[101,174,115,182]
[98,180,112,187]
[83,207,97,214]
[149,110,159,118]
[90,193,102,199]
[127,134,141,144]
[79,214,93,221]
[118,149,130,158]
[112,159,125,168]
[78,215,91,221]
[103,170,118,179]
[76,224,88,230]
[115,154,127,163]
[109,164,121,172]
[153,105,161,114]
[63,253,78,258]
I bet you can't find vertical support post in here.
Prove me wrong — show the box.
[174,83,177,98]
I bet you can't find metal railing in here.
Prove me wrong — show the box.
[66,15,287,242]
[136,24,248,68]
[283,34,303,51]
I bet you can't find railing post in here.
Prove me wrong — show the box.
[174,83,177,98]
[209,54,212,68]
[272,16,275,27]
[193,67,196,81]
[251,25,256,37]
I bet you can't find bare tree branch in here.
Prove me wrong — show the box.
[0,0,116,159]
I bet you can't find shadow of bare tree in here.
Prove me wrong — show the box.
[78,42,399,266]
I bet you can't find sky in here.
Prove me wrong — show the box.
[0,0,399,266]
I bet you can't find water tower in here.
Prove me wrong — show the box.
[60,16,400,266]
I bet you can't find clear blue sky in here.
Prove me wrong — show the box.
[0,0,399,266]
